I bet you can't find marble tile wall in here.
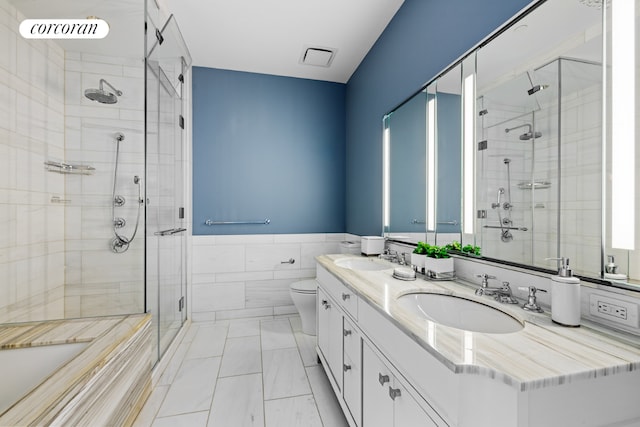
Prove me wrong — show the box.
[190,233,350,321]
[0,0,66,323]
[63,51,145,318]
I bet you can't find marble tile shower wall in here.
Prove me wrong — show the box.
[556,82,601,275]
[0,0,66,323]
[191,234,349,321]
[63,52,145,318]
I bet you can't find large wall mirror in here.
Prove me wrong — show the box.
[383,0,640,291]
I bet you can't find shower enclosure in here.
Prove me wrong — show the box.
[476,57,602,275]
[145,9,192,359]
[0,0,191,365]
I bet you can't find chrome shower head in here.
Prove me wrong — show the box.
[503,158,511,164]
[85,79,123,104]
[519,131,542,140]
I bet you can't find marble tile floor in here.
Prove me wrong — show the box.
[133,315,349,427]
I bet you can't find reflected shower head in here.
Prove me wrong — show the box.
[503,158,511,164]
[84,79,123,104]
[519,131,542,140]
[505,124,541,141]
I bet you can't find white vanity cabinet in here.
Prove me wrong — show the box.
[316,264,438,427]
[362,341,437,427]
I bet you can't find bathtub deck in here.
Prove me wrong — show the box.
[0,314,152,426]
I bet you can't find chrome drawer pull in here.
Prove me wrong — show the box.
[321,300,331,310]
[343,364,352,372]
[389,387,401,400]
[343,329,352,337]
[378,373,390,386]
[342,293,351,301]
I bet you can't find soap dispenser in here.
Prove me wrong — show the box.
[549,257,581,327]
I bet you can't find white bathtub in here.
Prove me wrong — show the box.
[0,342,89,414]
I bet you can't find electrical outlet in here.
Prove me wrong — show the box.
[589,293,639,328]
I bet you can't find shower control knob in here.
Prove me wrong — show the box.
[113,217,126,228]
[114,195,126,207]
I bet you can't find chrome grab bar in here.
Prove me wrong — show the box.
[205,219,271,225]
[154,227,187,236]
[483,225,528,231]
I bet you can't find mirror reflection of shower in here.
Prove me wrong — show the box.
[110,132,143,253]
[84,79,123,104]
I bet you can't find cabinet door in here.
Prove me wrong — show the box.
[328,299,344,392]
[318,288,343,392]
[392,380,438,427]
[362,342,393,427]
[343,319,361,426]
[317,288,330,362]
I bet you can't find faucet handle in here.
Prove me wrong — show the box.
[475,273,496,279]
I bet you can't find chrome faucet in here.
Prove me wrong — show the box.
[475,273,496,294]
[379,249,404,264]
[474,274,519,304]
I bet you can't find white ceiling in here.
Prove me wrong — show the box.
[163,0,405,84]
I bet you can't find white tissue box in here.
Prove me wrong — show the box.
[361,236,384,255]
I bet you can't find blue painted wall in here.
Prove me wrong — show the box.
[345,0,531,236]
[192,67,346,235]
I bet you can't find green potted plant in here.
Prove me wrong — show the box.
[423,243,454,274]
[411,241,429,271]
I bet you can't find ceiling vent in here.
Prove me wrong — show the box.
[300,46,336,67]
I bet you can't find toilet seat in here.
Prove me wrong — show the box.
[290,279,317,294]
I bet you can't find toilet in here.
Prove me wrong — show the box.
[290,279,318,336]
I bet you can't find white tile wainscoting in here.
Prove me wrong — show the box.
[190,234,356,322]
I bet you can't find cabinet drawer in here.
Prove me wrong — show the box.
[317,264,358,319]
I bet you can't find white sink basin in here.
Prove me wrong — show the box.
[396,292,523,334]
[334,258,393,271]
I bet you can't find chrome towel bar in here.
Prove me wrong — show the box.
[205,219,271,226]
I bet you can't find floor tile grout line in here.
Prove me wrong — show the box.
[289,316,326,427]
[206,321,231,427]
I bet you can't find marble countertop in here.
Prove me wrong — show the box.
[317,254,640,391]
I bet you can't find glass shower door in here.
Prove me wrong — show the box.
[146,12,191,362]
